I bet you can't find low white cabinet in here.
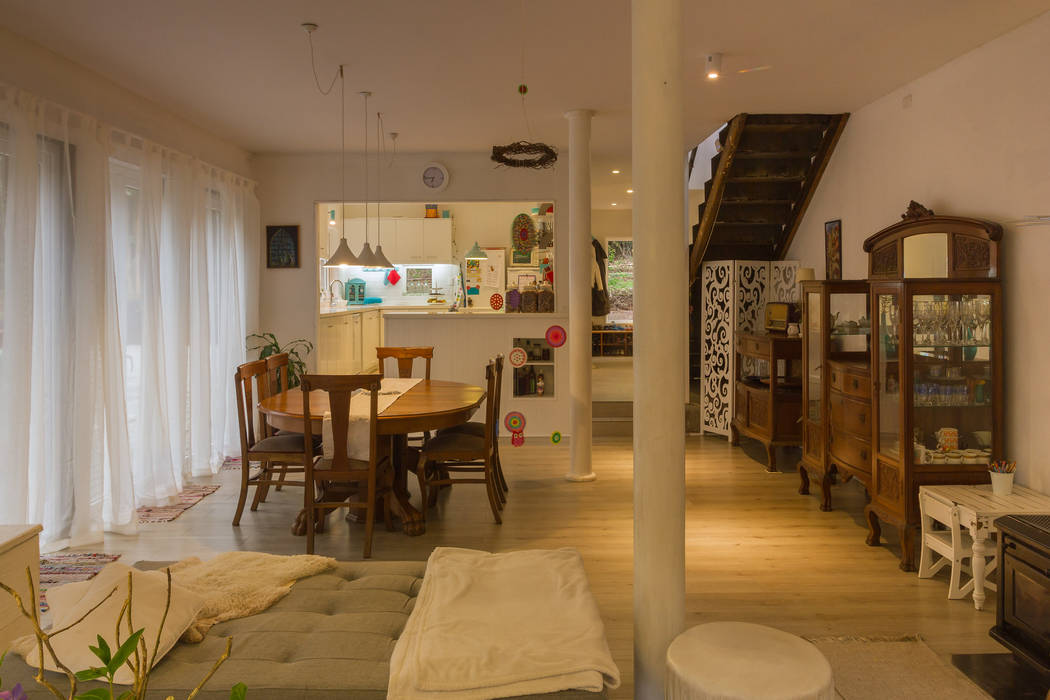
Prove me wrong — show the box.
[0,525,42,652]
[361,310,381,372]
[317,309,383,374]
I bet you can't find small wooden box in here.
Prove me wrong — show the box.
[0,525,42,651]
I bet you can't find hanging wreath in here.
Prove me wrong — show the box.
[491,141,558,169]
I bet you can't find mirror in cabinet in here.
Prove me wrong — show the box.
[798,281,871,511]
[861,205,1004,571]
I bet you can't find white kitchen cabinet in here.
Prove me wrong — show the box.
[361,310,381,372]
[349,314,363,373]
[394,218,424,263]
[422,219,453,262]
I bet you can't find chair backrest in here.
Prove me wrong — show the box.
[376,346,433,380]
[482,358,499,455]
[265,352,292,395]
[234,359,270,453]
[300,373,383,474]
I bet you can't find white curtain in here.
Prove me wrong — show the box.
[0,84,258,548]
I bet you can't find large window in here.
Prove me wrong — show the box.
[606,239,633,323]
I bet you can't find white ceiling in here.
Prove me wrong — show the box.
[2,0,1048,209]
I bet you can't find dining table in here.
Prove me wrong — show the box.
[258,378,486,536]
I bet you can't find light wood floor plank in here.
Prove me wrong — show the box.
[70,435,1003,697]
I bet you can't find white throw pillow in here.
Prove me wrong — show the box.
[14,563,205,685]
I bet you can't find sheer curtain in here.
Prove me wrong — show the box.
[0,84,258,548]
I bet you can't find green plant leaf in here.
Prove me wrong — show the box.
[74,686,113,699]
[108,629,143,673]
[75,667,109,682]
[93,634,112,665]
[229,682,247,700]
[117,691,135,700]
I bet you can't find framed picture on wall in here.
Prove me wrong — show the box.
[266,225,300,268]
[510,248,537,267]
[824,219,842,280]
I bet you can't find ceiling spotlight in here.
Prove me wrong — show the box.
[706,53,722,80]
[611,169,620,174]
[626,188,634,194]
[611,203,618,206]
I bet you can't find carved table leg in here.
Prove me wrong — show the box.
[864,505,882,546]
[797,463,810,495]
[729,423,740,446]
[389,433,426,536]
[970,524,991,610]
[819,471,833,512]
[765,443,778,473]
[899,523,917,572]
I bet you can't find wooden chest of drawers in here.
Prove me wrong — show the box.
[730,332,803,471]
[827,360,873,483]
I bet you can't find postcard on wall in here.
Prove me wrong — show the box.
[405,267,433,295]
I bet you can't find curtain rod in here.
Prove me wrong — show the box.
[0,81,257,187]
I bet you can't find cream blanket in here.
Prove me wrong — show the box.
[167,551,335,641]
[388,547,620,699]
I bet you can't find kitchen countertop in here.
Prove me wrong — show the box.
[383,310,568,319]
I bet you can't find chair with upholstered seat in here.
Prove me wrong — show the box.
[232,359,307,526]
[415,359,502,524]
[301,373,391,558]
[437,354,507,501]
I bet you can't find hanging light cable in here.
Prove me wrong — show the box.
[356,91,381,267]
[372,110,393,268]
[324,64,360,267]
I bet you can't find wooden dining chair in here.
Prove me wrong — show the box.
[437,354,507,501]
[414,358,502,524]
[301,373,391,558]
[232,359,307,526]
[376,346,433,380]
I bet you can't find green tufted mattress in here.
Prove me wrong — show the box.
[4,560,606,699]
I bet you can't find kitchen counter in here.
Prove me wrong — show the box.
[383,310,567,319]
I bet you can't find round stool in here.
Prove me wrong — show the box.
[665,622,834,700]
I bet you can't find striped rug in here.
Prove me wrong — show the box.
[136,485,221,523]
[39,552,121,612]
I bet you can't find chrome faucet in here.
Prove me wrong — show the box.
[328,279,346,304]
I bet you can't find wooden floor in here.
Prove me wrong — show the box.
[72,435,1005,697]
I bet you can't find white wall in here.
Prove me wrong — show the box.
[0,26,252,177]
[254,152,568,355]
[787,10,1050,491]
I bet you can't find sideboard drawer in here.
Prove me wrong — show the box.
[829,429,872,474]
[829,392,871,438]
[828,362,870,400]
[737,335,769,357]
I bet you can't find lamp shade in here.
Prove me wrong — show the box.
[373,243,394,268]
[357,241,382,267]
[465,241,488,259]
[324,237,360,267]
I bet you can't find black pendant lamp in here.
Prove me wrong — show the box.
[324,65,360,268]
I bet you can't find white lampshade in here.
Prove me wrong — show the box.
[373,243,394,268]
[465,241,488,259]
[324,238,360,267]
[356,241,382,267]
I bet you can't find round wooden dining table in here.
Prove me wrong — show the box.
[258,379,485,536]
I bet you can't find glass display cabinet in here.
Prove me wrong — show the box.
[862,203,1004,570]
[798,280,871,511]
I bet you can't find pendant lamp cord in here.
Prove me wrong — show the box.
[363,92,369,246]
[308,30,340,95]
[376,112,382,235]
[340,65,346,244]
[519,0,533,139]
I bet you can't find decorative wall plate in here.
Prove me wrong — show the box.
[550,431,562,444]
[512,213,537,252]
[490,293,504,311]
[504,411,526,432]
[511,431,525,447]
[545,324,566,348]
[508,347,528,368]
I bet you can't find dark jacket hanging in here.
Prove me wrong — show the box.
[592,238,610,316]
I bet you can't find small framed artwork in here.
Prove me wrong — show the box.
[510,248,537,267]
[824,219,842,280]
[266,225,300,268]
[516,273,537,290]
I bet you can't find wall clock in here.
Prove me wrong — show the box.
[421,162,449,193]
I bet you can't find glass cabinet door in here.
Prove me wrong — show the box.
[829,293,871,356]
[805,289,823,423]
[911,293,994,465]
[875,292,901,460]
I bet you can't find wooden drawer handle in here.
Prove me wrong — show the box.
[831,373,839,383]
[852,378,860,389]
[858,414,866,425]
[860,449,869,461]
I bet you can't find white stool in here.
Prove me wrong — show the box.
[665,622,834,700]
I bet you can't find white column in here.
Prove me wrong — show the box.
[565,109,597,482]
[632,0,686,697]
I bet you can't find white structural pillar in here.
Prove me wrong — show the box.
[632,0,686,697]
[565,109,597,482]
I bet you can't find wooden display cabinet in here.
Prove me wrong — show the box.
[863,206,1004,571]
[798,280,872,511]
[730,331,803,471]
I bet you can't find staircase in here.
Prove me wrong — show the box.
[688,113,849,282]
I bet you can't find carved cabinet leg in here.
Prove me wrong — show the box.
[764,443,777,473]
[864,505,882,546]
[899,524,918,572]
[797,463,810,495]
[729,423,740,446]
[819,471,833,512]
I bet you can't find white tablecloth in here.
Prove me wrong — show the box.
[321,377,422,461]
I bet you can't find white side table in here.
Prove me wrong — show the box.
[0,525,43,651]
[666,622,834,700]
[918,484,1050,610]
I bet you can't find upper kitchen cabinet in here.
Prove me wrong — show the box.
[421,219,453,262]
[379,217,453,264]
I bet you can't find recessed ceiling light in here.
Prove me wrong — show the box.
[706,53,722,80]
[626,189,634,194]
[611,203,618,206]
[611,169,620,174]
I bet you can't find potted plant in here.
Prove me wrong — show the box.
[246,334,313,388]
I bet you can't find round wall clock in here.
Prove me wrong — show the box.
[421,162,449,192]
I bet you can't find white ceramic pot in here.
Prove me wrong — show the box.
[989,471,1014,496]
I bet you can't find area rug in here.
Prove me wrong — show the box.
[808,635,992,699]
[38,552,121,613]
[136,485,221,523]
[220,456,241,471]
